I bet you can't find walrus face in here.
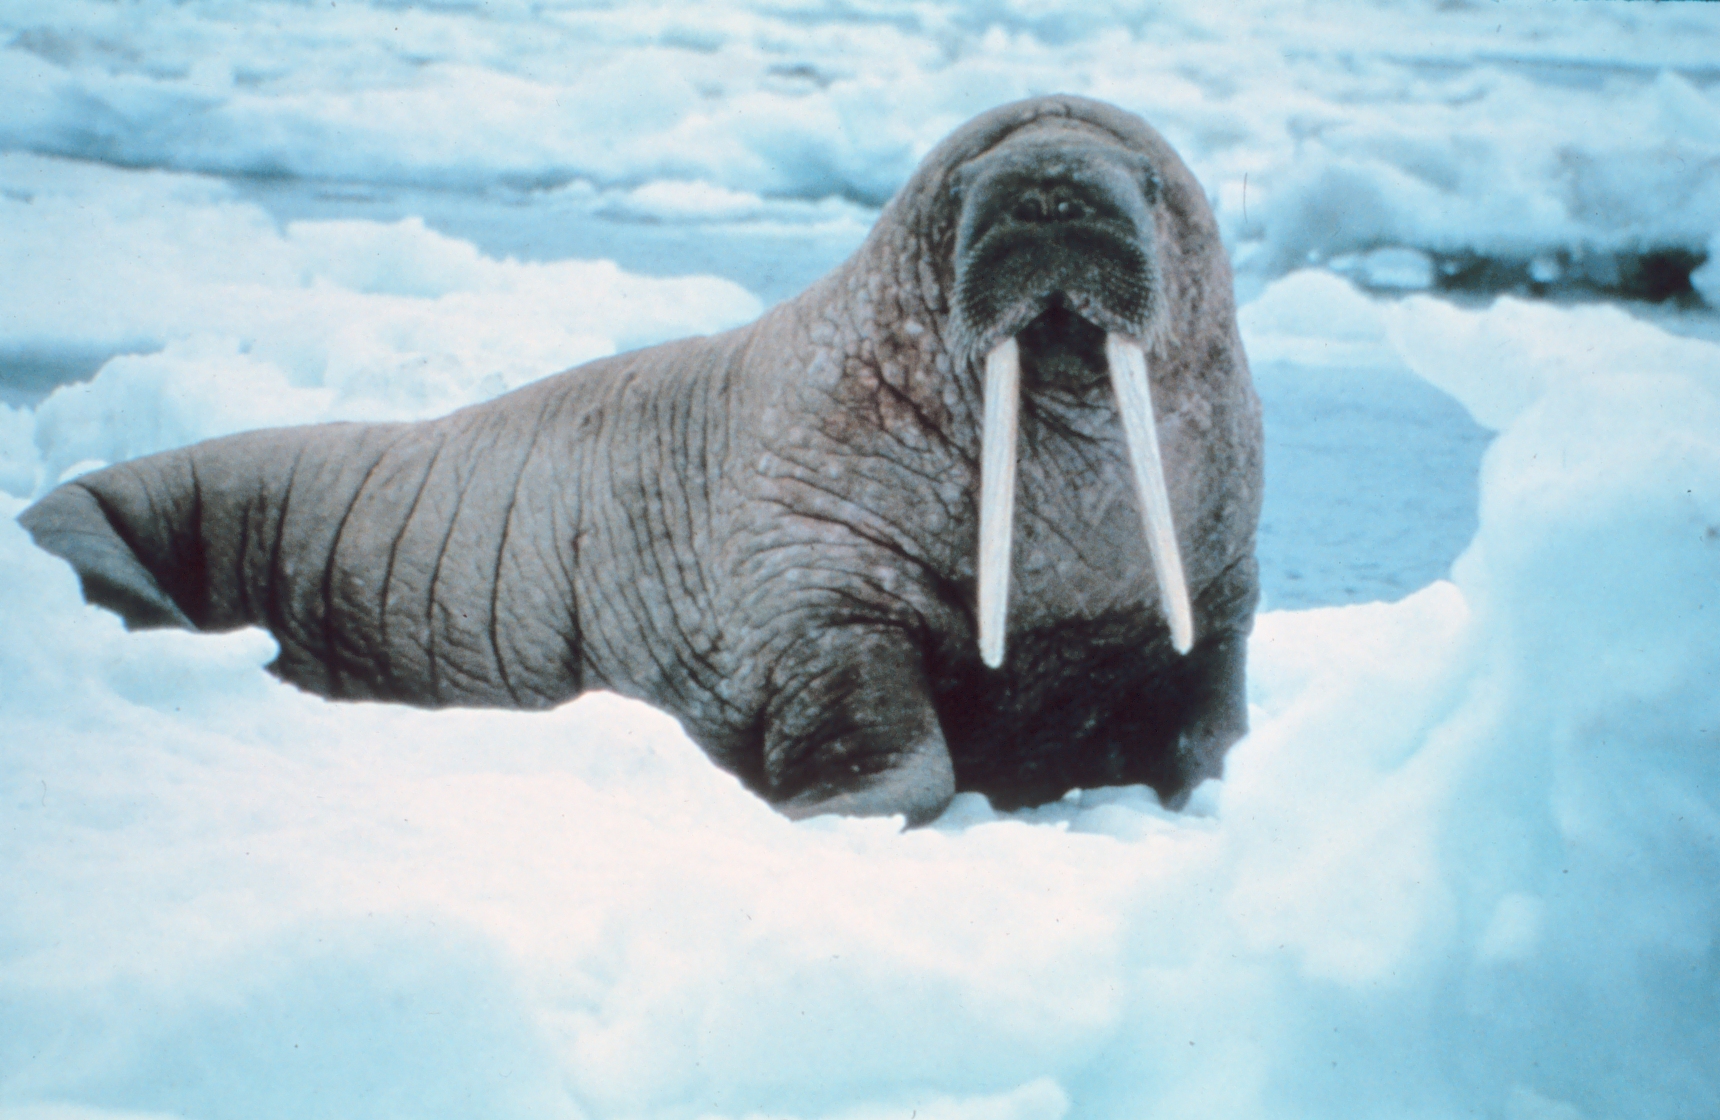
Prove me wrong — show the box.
[948,131,1190,669]
[949,138,1163,360]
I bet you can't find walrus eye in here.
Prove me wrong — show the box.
[975,331,1194,668]
[1121,153,1162,204]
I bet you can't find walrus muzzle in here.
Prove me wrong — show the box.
[952,136,1192,666]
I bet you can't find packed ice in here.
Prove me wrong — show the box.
[3,0,1718,1118]
[5,0,1717,297]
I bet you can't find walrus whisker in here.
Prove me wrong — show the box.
[1105,332,1194,654]
[978,335,1021,669]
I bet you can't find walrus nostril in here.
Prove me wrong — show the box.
[1012,195,1047,223]
[1010,189,1089,224]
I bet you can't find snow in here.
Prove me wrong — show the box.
[4,0,1720,1117]
[0,154,760,490]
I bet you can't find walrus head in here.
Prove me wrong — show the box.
[943,120,1191,668]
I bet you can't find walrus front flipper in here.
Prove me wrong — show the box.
[768,630,956,827]
[20,481,196,630]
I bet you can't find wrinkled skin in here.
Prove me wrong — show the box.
[21,96,1262,825]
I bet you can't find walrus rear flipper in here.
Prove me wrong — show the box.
[20,481,197,630]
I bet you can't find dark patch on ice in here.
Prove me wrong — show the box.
[766,63,836,89]
[1329,244,1710,306]
[0,346,140,408]
[1429,246,1707,305]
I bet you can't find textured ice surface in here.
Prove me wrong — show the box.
[4,0,1716,296]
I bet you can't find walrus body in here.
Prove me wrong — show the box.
[22,96,1262,824]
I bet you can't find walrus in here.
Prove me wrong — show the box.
[20,96,1262,825]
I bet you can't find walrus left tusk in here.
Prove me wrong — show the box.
[978,336,1020,669]
[1105,333,1194,654]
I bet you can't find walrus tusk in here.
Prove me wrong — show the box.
[979,332,1192,664]
[978,336,1020,669]
[1105,333,1194,654]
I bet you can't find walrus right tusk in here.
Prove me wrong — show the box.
[1105,332,1194,654]
[977,335,1020,669]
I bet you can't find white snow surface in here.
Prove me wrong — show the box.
[5,2,1720,1117]
[6,281,1720,1118]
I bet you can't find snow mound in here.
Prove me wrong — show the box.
[3,297,1717,1118]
